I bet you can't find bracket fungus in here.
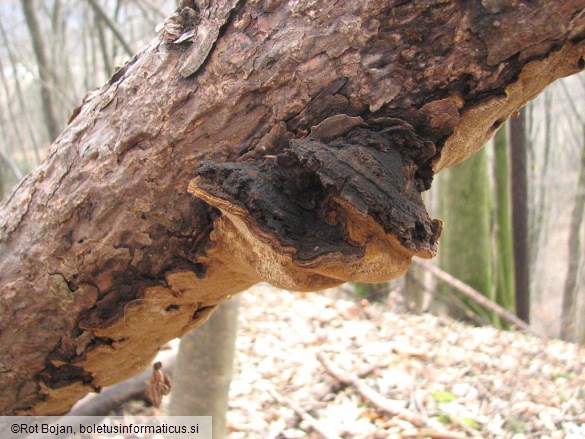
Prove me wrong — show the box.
[189,115,443,291]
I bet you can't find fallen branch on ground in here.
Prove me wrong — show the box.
[68,356,176,416]
[401,429,467,439]
[317,353,475,438]
[412,258,535,334]
[317,352,426,428]
[267,386,342,439]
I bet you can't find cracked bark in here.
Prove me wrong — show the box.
[0,0,584,415]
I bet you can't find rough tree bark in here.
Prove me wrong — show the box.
[0,0,584,415]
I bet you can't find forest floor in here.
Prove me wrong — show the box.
[221,284,584,439]
[116,283,585,438]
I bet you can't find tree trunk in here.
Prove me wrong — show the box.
[0,0,584,415]
[560,125,585,342]
[169,297,240,438]
[530,89,553,272]
[0,57,30,170]
[510,108,531,322]
[0,19,42,165]
[86,0,135,59]
[95,14,114,78]
[404,263,426,312]
[0,162,4,200]
[20,0,61,142]
[437,147,494,324]
[493,123,516,327]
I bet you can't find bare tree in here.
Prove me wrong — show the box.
[560,125,585,342]
[20,0,60,142]
[529,89,552,274]
[169,298,239,438]
[437,147,494,323]
[0,57,29,168]
[0,20,42,165]
[95,13,113,77]
[493,123,516,326]
[0,0,584,415]
[510,109,531,323]
[86,0,135,58]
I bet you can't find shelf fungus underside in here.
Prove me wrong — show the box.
[190,116,443,291]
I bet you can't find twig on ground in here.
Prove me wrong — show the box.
[267,386,343,439]
[402,428,468,439]
[316,352,426,428]
[438,407,482,438]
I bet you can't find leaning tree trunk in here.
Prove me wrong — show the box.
[0,0,584,415]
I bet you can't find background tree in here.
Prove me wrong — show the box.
[492,123,516,326]
[436,148,495,324]
[560,125,585,342]
[169,298,240,438]
[20,0,60,142]
[510,109,531,323]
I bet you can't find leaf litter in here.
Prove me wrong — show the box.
[226,284,585,439]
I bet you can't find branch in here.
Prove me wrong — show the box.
[1,0,584,415]
[412,258,535,334]
[267,387,343,439]
[317,352,426,428]
[317,353,473,438]
[86,0,134,58]
[20,0,60,141]
[401,430,467,439]
[68,355,176,416]
[0,147,23,181]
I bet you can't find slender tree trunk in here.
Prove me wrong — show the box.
[132,0,164,29]
[0,108,23,200]
[0,20,42,165]
[493,124,516,327]
[0,103,24,182]
[136,0,169,21]
[96,15,113,77]
[81,4,96,91]
[531,89,553,270]
[0,0,583,416]
[437,148,495,324]
[0,58,29,168]
[169,297,240,439]
[404,263,426,312]
[110,0,125,62]
[51,0,81,112]
[510,109,531,323]
[20,0,60,142]
[560,126,585,342]
[87,0,134,59]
